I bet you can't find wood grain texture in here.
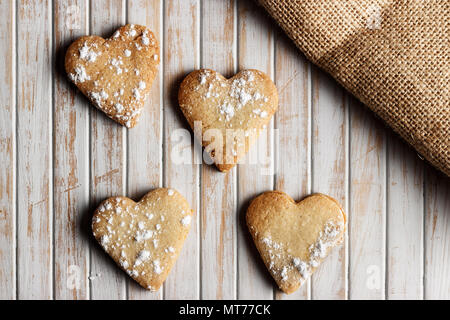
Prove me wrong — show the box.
[237,0,275,300]
[0,0,15,300]
[17,0,53,299]
[424,167,450,299]
[274,31,310,300]
[163,0,200,299]
[200,0,237,300]
[311,68,347,300]
[387,135,424,299]
[53,0,90,300]
[2,0,450,301]
[349,98,386,299]
[126,0,163,300]
[89,0,127,300]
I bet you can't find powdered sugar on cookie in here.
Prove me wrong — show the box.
[91,188,193,291]
[69,65,90,83]
[79,42,100,63]
[258,220,344,289]
[246,192,346,294]
[193,69,271,123]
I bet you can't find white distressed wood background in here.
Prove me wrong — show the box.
[0,0,449,300]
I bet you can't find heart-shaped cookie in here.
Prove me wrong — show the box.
[92,188,193,291]
[65,24,160,128]
[246,191,346,294]
[178,69,278,172]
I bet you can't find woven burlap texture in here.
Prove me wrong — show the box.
[259,0,449,177]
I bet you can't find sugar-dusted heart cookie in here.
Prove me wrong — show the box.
[65,24,160,128]
[246,191,346,294]
[178,69,278,172]
[92,188,193,291]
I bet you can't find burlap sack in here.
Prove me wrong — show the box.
[258,0,449,177]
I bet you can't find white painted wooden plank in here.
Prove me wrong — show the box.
[163,0,200,299]
[237,0,275,300]
[387,135,424,299]
[89,0,127,300]
[200,0,237,300]
[349,98,386,299]
[424,167,450,299]
[311,68,347,300]
[4,0,448,301]
[16,0,53,299]
[274,32,310,300]
[126,0,163,300]
[53,0,90,300]
[0,0,16,300]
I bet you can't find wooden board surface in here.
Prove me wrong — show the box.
[0,0,15,300]
[349,97,386,299]
[0,0,449,300]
